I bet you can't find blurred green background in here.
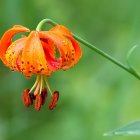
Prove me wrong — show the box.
[0,0,140,140]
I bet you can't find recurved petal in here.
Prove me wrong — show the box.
[41,40,60,71]
[39,31,75,70]
[68,36,82,65]
[50,25,72,37]
[5,37,27,71]
[20,31,51,77]
[0,25,30,64]
[50,25,82,66]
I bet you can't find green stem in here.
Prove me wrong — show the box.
[36,18,140,80]
[36,19,58,31]
[74,34,140,79]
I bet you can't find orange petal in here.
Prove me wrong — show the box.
[0,25,30,64]
[50,25,72,37]
[41,40,60,71]
[50,25,82,66]
[21,31,51,77]
[5,37,27,71]
[39,31,75,70]
[68,37,82,65]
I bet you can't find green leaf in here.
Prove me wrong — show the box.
[104,120,140,136]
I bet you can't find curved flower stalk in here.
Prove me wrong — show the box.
[0,24,82,111]
[36,19,140,80]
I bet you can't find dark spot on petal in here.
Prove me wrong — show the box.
[40,68,44,71]
[66,53,68,57]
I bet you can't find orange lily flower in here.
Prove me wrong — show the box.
[0,25,82,111]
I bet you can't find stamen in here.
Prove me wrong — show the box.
[22,89,33,107]
[35,94,42,111]
[34,77,41,95]
[30,93,36,100]
[41,87,48,105]
[49,91,59,110]
[39,75,43,94]
[22,75,58,111]
[29,75,40,93]
[44,78,53,96]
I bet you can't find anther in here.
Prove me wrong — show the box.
[49,91,59,110]
[22,89,33,107]
[35,94,42,111]
[41,87,48,105]
[30,93,36,100]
